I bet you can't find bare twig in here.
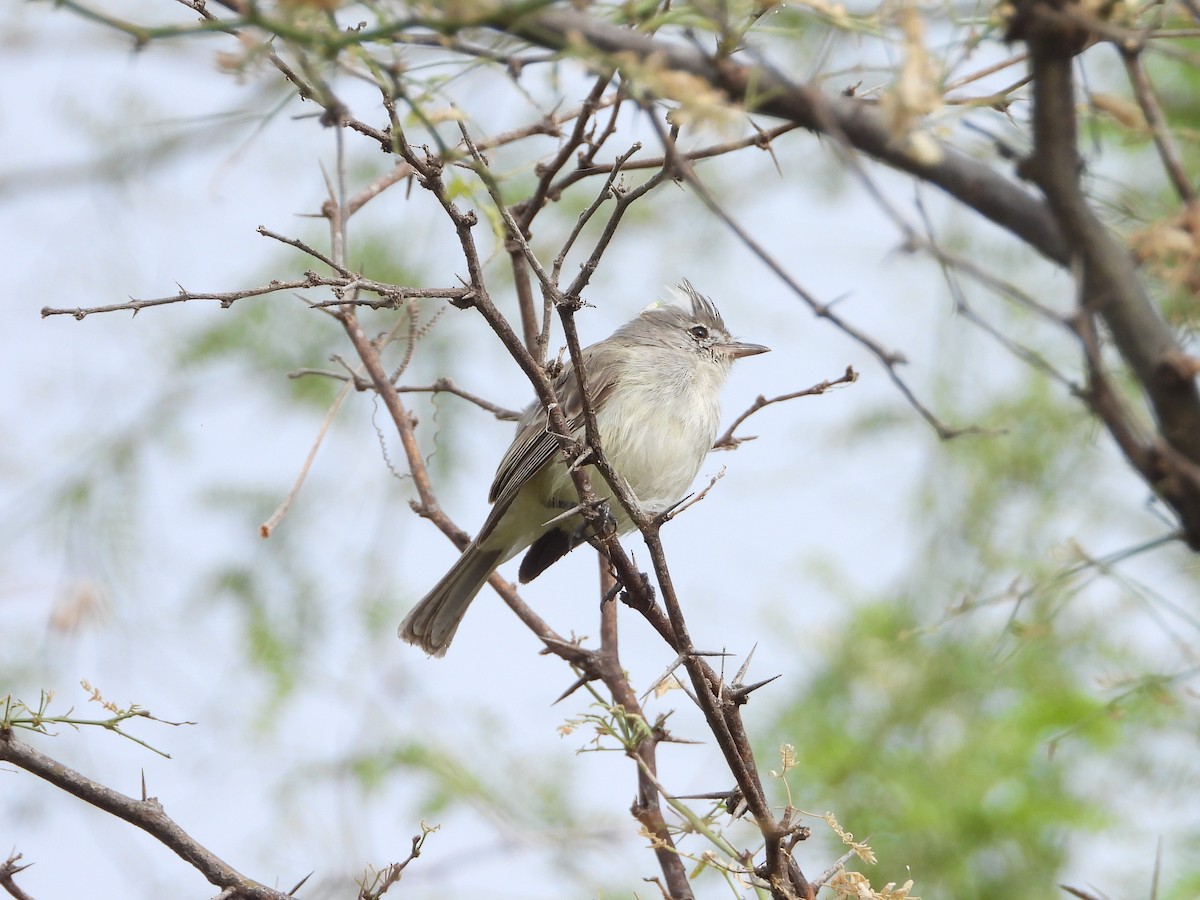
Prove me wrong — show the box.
[41,275,471,319]
[399,378,521,421]
[290,368,522,421]
[260,376,354,538]
[900,229,1067,327]
[514,74,615,234]
[357,828,435,900]
[346,162,416,217]
[257,227,349,275]
[909,195,1079,393]
[656,469,726,525]
[714,367,859,450]
[0,853,36,900]
[551,143,642,284]
[1121,51,1196,204]
[544,122,802,199]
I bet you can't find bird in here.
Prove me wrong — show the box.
[399,280,769,656]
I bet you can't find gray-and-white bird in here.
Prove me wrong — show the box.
[399,281,768,656]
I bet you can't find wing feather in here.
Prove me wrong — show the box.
[479,343,620,539]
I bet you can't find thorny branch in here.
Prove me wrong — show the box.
[40,273,472,319]
[594,563,693,899]
[713,367,859,451]
[0,853,35,900]
[0,728,293,900]
[370,80,817,892]
[499,7,1070,263]
[25,7,840,899]
[288,369,522,421]
[458,117,817,895]
[488,3,1200,543]
[36,0,1200,897]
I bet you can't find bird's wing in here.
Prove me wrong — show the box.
[479,344,620,539]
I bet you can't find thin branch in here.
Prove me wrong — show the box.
[0,853,36,900]
[549,122,801,194]
[260,375,354,538]
[510,250,540,355]
[595,563,694,899]
[455,122,563,304]
[287,370,522,421]
[713,367,859,451]
[398,378,521,421]
[900,231,1067,327]
[551,143,641,283]
[944,51,1029,92]
[656,468,726,525]
[257,227,349,275]
[645,112,975,442]
[40,277,323,319]
[346,162,416,217]
[634,524,814,899]
[563,130,677,302]
[357,828,435,900]
[499,7,1070,264]
[812,847,865,889]
[909,195,1079,393]
[1121,51,1196,204]
[514,74,615,234]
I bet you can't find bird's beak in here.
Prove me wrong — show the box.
[721,340,770,359]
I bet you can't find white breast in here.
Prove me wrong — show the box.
[592,348,727,513]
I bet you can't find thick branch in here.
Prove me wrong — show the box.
[497,7,1069,264]
[0,729,291,900]
[490,4,1200,546]
[1017,5,1200,547]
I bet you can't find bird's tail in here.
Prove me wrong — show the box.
[398,542,504,657]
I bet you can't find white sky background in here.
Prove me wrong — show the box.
[3,3,1197,899]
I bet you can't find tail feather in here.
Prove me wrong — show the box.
[518,525,586,583]
[398,543,503,657]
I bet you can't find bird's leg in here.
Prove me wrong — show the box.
[624,570,655,607]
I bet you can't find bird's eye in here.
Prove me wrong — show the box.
[689,325,709,340]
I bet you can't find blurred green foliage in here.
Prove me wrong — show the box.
[13,3,1200,898]
[768,597,1114,900]
[769,314,1200,896]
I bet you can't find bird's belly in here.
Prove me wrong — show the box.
[535,377,721,524]
[600,417,708,511]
